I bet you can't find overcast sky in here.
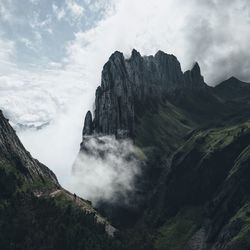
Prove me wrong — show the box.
[0,0,249,188]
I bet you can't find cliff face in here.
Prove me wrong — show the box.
[83,50,206,138]
[0,109,117,248]
[0,110,59,192]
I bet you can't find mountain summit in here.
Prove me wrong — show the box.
[83,50,207,138]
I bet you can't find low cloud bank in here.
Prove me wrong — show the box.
[69,136,144,205]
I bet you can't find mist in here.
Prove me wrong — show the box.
[69,136,144,205]
[18,96,85,187]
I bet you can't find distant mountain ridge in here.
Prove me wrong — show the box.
[214,76,250,101]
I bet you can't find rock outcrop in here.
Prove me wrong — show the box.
[82,49,206,138]
[82,110,93,136]
[184,62,207,89]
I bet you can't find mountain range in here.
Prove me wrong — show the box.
[0,49,250,250]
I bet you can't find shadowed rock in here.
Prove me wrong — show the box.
[83,49,207,138]
[184,62,206,88]
[83,110,93,136]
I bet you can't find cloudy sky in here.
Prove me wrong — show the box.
[0,0,249,188]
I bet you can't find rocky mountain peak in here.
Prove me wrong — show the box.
[184,62,206,88]
[82,110,93,136]
[109,50,124,61]
[214,75,250,100]
[191,62,201,74]
[131,48,141,58]
[75,49,250,249]
[83,50,208,138]
[218,76,246,87]
[227,76,239,81]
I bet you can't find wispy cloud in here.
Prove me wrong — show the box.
[52,0,85,24]
[66,0,85,19]
[64,0,250,84]
[19,37,35,50]
[52,4,66,21]
[0,0,14,23]
[30,12,53,33]
[70,136,143,204]
[0,39,15,61]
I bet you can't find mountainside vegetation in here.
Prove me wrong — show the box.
[0,49,250,249]
[0,110,123,250]
[79,50,250,249]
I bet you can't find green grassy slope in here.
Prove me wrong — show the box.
[151,121,250,249]
[0,167,121,250]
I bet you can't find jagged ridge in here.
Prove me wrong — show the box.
[77,49,250,249]
[83,49,207,138]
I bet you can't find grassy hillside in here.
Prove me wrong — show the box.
[151,121,250,249]
[0,165,124,250]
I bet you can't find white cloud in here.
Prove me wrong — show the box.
[0,61,90,186]
[0,67,86,128]
[29,0,39,4]
[70,136,142,204]
[0,39,16,74]
[34,31,42,41]
[0,0,14,23]
[19,93,85,186]
[48,61,62,68]
[52,3,66,21]
[52,1,85,25]
[66,0,84,19]
[0,39,15,62]
[19,37,34,49]
[65,0,250,84]
[30,12,52,31]
[88,0,114,14]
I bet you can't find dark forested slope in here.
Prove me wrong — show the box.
[0,110,119,250]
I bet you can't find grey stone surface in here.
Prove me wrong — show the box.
[83,110,93,136]
[83,49,206,138]
[0,110,59,187]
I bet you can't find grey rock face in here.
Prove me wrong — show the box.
[83,50,206,138]
[0,110,116,235]
[0,110,59,189]
[83,111,93,136]
[184,62,206,89]
[187,227,208,250]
